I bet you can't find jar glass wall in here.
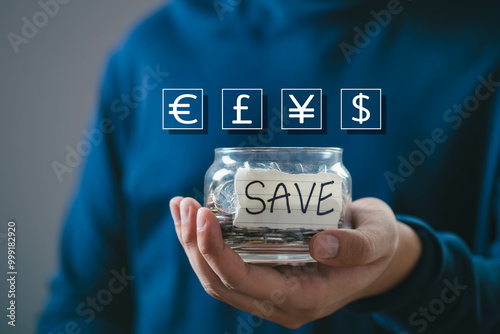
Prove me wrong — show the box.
[204,147,352,264]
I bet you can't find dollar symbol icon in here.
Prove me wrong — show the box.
[352,93,370,124]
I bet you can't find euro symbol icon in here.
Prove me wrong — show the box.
[352,93,370,124]
[169,94,198,125]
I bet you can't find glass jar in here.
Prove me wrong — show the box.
[204,147,352,264]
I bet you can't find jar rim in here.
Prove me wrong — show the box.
[215,147,343,153]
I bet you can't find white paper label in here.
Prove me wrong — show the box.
[234,167,342,230]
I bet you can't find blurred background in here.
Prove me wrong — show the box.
[0,1,164,332]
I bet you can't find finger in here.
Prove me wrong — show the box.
[179,197,202,251]
[170,196,184,241]
[172,197,228,299]
[176,198,234,300]
[176,199,258,300]
[169,196,183,224]
[310,198,398,267]
[178,198,228,292]
[175,201,297,326]
[196,208,300,302]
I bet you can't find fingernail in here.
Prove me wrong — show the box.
[180,201,189,223]
[313,234,339,259]
[197,209,207,231]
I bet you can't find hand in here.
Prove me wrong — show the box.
[169,197,422,329]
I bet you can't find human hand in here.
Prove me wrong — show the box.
[169,197,422,328]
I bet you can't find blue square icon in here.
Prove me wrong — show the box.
[282,89,322,130]
[222,89,263,130]
[341,89,382,130]
[162,89,203,130]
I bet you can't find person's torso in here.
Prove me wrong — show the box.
[109,1,500,332]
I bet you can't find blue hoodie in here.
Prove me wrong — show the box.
[40,0,500,333]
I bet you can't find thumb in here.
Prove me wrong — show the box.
[309,198,398,267]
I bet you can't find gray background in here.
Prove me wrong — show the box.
[0,1,164,332]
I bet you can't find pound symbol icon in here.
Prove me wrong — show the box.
[233,94,252,125]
